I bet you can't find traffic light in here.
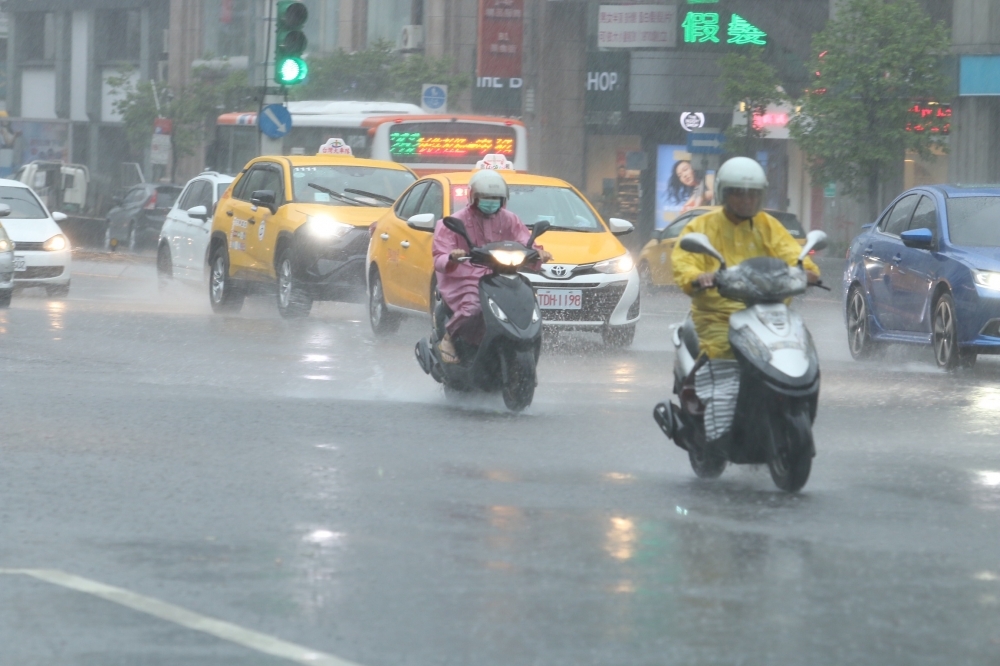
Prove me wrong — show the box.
[274,1,308,86]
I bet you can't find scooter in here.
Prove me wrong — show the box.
[654,229,829,492]
[415,217,551,412]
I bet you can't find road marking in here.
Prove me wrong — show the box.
[0,569,362,666]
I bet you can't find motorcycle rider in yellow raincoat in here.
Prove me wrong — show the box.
[672,157,820,359]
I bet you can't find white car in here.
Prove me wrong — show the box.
[0,178,72,297]
[157,171,234,285]
[0,219,14,306]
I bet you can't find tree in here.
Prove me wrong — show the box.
[108,67,254,182]
[789,0,950,219]
[718,48,786,157]
[291,41,470,104]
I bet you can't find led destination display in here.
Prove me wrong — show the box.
[388,122,516,164]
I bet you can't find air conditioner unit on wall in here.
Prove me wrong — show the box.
[398,25,424,51]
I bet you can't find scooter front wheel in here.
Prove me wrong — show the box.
[500,348,536,412]
[767,410,813,492]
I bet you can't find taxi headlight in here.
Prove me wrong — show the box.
[0,239,11,252]
[307,215,353,239]
[973,270,1000,291]
[490,249,527,267]
[594,254,634,274]
[44,234,68,252]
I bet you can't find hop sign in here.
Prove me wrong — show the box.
[274,1,308,86]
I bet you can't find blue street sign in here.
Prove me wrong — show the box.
[259,104,292,139]
[687,131,725,154]
[421,84,448,112]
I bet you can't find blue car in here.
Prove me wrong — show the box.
[844,185,1000,370]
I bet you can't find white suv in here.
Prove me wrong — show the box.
[157,171,234,285]
[0,178,72,297]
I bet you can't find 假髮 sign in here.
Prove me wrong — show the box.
[598,4,677,49]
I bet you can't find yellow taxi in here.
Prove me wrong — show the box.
[366,168,642,345]
[208,151,416,317]
[638,206,808,287]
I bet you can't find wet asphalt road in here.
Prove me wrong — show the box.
[1,252,999,665]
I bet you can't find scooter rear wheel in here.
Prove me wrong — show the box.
[500,348,536,412]
[767,410,813,492]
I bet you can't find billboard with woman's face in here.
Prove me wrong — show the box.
[656,145,714,229]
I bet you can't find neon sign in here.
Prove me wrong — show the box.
[389,132,516,162]
[906,103,951,134]
[682,12,766,45]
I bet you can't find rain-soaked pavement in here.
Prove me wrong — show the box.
[1,251,999,665]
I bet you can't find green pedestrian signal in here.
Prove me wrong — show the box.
[274,1,308,86]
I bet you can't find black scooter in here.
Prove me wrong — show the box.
[415,217,551,412]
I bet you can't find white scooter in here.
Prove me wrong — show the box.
[654,230,828,492]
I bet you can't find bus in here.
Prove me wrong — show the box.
[210,100,528,176]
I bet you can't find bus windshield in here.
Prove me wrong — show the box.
[291,166,415,206]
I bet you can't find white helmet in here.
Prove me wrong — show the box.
[714,157,768,216]
[469,169,509,201]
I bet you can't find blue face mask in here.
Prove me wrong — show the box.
[477,198,502,215]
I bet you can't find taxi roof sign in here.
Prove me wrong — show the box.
[474,153,513,171]
[318,138,353,156]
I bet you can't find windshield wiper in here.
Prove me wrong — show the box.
[307,182,379,207]
[344,187,394,206]
[533,224,591,232]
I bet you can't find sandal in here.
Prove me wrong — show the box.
[437,335,460,364]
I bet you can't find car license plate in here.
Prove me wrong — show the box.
[536,289,582,310]
[13,255,25,271]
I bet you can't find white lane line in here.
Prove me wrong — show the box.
[0,569,362,666]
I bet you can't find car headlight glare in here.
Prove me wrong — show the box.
[43,234,68,252]
[0,239,10,252]
[490,249,527,267]
[307,215,353,239]
[973,270,1000,291]
[594,254,634,274]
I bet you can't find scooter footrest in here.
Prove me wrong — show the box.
[653,402,681,442]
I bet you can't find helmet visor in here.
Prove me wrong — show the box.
[722,187,763,219]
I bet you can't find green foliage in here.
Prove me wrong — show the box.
[108,67,254,180]
[718,48,786,156]
[789,0,950,214]
[291,41,470,104]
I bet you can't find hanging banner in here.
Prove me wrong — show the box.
[598,5,677,49]
[477,0,524,79]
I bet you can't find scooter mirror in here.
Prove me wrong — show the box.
[798,230,828,261]
[527,220,551,245]
[679,232,726,267]
[442,216,475,250]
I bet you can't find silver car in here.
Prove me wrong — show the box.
[0,207,14,307]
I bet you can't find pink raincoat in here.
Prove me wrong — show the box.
[432,204,541,343]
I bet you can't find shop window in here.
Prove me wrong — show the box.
[96,10,141,62]
[203,0,254,58]
[18,12,56,62]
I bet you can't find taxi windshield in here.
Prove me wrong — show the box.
[291,166,415,207]
[502,185,604,232]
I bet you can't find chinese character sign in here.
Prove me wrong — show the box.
[598,5,678,49]
[682,11,767,45]
[477,0,524,79]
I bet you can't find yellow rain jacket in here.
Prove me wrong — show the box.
[671,209,820,359]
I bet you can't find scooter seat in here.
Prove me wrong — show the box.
[679,316,700,359]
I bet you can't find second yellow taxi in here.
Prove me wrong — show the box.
[366,169,641,346]
[209,152,416,317]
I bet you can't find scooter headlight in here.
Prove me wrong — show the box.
[490,249,527,267]
[532,305,540,323]
[307,215,353,239]
[594,254,634,274]
[730,325,772,363]
[488,298,509,322]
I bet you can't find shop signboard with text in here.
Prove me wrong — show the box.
[586,51,630,121]
[474,0,524,114]
[598,5,677,49]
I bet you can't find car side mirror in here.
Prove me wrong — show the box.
[608,217,634,235]
[679,232,726,268]
[51,211,68,222]
[798,229,829,261]
[407,213,436,231]
[187,205,209,220]
[250,190,278,215]
[442,215,475,250]
[0,204,10,218]
[900,228,934,250]
[528,220,551,246]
